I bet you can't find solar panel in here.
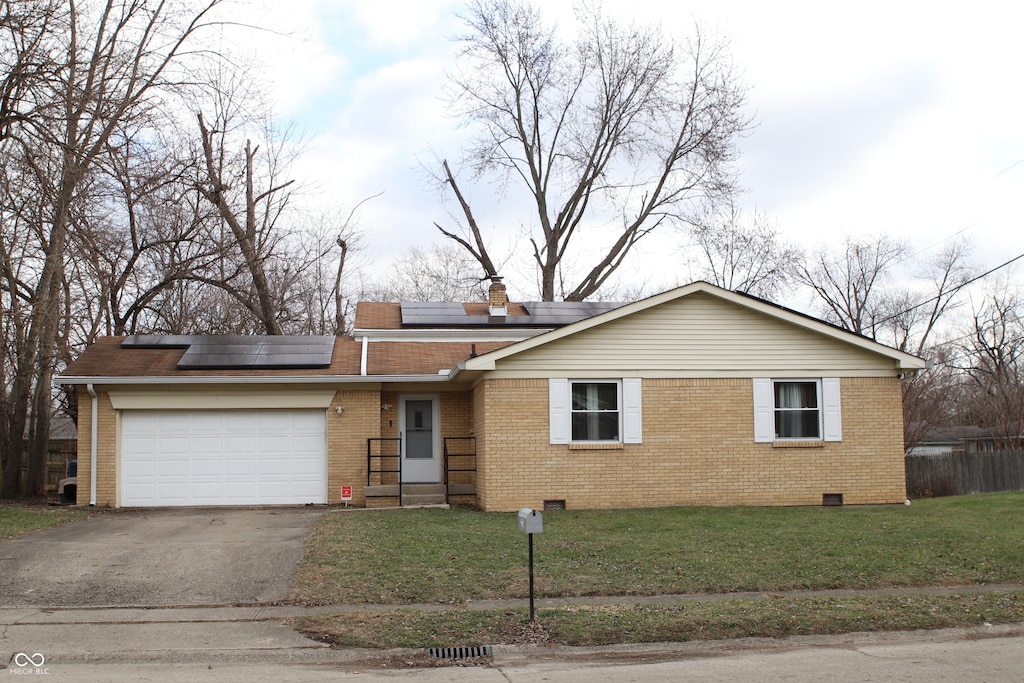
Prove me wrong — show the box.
[121,334,335,369]
[524,301,624,317]
[396,300,627,328]
[176,352,260,369]
[400,302,468,326]
[121,335,197,348]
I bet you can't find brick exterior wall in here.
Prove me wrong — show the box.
[76,387,383,507]
[328,390,379,505]
[74,388,118,506]
[75,377,904,511]
[473,377,907,512]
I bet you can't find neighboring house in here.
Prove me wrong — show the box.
[13,415,77,493]
[57,281,926,511]
[906,425,1024,456]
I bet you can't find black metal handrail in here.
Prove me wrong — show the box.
[367,437,402,506]
[443,436,477,505]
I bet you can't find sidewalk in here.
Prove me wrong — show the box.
[5,582,1024,626]
[3,583,1023,666]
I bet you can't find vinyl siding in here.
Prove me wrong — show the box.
[492,292,895,376]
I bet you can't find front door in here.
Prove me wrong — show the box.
[399,395,440,483]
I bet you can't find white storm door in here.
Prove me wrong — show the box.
[399,395,440,483]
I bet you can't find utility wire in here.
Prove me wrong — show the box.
[873,248,1024,328]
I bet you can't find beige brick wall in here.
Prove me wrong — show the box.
[474,377,907,511]
[74,388,118,506]
[328,390,379,505]
[76,387,383,507]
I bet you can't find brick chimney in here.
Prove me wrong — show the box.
[488,276,508,317]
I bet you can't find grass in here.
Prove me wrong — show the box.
[293,591,1024,649]
[0,504,84,540]
[291,492,1024,606]
[291,493,1024,649]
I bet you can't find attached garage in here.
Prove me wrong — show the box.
[120,409,327,507]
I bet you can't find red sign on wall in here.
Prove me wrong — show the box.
[341,486,352,501]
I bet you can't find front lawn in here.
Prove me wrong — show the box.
[291,492,1024,605]
[295,591,1024,649]
[0,504,84,540]
[292,494,1024,649]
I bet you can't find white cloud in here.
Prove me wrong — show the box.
[240,0,1024,297]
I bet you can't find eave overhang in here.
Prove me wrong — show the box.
[460,282,928,374]
[56,373,454,386]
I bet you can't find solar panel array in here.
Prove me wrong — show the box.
[399,301,625,328]
[121,335,335,369]
[399,302,468,326]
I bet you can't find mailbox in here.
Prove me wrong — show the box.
[517,507,543,534]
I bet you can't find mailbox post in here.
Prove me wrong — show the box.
[517,508,543,622]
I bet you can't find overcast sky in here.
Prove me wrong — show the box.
[229,0,1024,305]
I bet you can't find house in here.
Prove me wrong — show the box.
[906,425,1024,456]
[57,281,926,511]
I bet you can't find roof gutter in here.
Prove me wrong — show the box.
[56,373,454,386]
[86,383,98,507]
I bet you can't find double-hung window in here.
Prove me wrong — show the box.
[571,381,620,442]
[753,377,842,443]
[773,380,821,439]
[549,378,642,445]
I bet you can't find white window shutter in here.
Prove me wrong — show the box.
[752,378,774,442]
[549,378,569,444]
[822,377,842,441]
[622,378,642,444]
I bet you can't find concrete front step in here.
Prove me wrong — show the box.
[402,494,447,506]
[364,482,474,507]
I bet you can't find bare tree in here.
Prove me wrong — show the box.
[901,344,963,452]
[798,234,907,337]
[1,0,221,498]
[383,243,491,302]
[872,238,975,356]
[195,112,292,335]
[686,203,802,299]
[952,287,1024,443]
[437,0,748,301]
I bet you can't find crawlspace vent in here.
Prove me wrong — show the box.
[543,499,567,510]
[426,645,493,660]
[822,493,844,507]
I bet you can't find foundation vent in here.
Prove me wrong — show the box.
[822,493,844,507]
[426,645,493,660]
[543,499,567,510]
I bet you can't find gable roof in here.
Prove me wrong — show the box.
[58,336,515,384]
[58,282,925,386]
[458,281,926,374]
[353,300,624,331]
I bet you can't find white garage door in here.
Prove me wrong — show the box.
[121,410,327,507]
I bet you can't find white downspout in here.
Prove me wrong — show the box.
[360,336,368,376]
[86,383,98,506]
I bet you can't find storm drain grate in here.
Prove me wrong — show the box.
[426,645,493,660]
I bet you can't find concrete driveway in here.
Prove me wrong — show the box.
[0,508,324,607]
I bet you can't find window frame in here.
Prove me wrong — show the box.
[569,379,623,444]
[549,377,642,445]
[772,378,823,441]
[753,377,842,443]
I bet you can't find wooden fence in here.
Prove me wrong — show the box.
[905,449,1024,498]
